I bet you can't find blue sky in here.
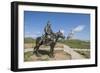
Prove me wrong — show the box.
[24,11,90,40]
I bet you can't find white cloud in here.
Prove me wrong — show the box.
[73,25,85,32]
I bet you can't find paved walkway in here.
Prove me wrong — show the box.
[63,45,85,59]
[73,48,90,51]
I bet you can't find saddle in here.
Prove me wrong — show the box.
[42,34,54,46]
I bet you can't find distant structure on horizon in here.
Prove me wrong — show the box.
[67,25,85,40]
[67,30,74,40]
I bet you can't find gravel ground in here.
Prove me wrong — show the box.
[24,50,71,61]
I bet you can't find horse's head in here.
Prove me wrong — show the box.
[56,30,65,39]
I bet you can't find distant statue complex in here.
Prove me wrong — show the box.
[33,21,65,57]
[67,30,74,40]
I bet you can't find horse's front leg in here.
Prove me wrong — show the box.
[49,44,55,58]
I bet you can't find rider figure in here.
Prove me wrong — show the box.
[44,21,53,39]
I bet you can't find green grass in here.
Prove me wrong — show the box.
[24,51,33,61]
[24,37,36,44]
[24,37,90,49]
[59,39,90,49]
[76,51,90,58]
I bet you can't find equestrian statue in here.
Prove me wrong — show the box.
[33,21,65,57]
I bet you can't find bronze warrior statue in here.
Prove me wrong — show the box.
[33,21,65,57]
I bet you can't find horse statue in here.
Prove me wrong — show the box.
[33,30,65,57]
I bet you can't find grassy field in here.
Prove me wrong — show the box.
[24,37,36,43]
[24,37,35,49]
[59,39,90,49]
[75,51,90,58]
[24,37,90,49]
